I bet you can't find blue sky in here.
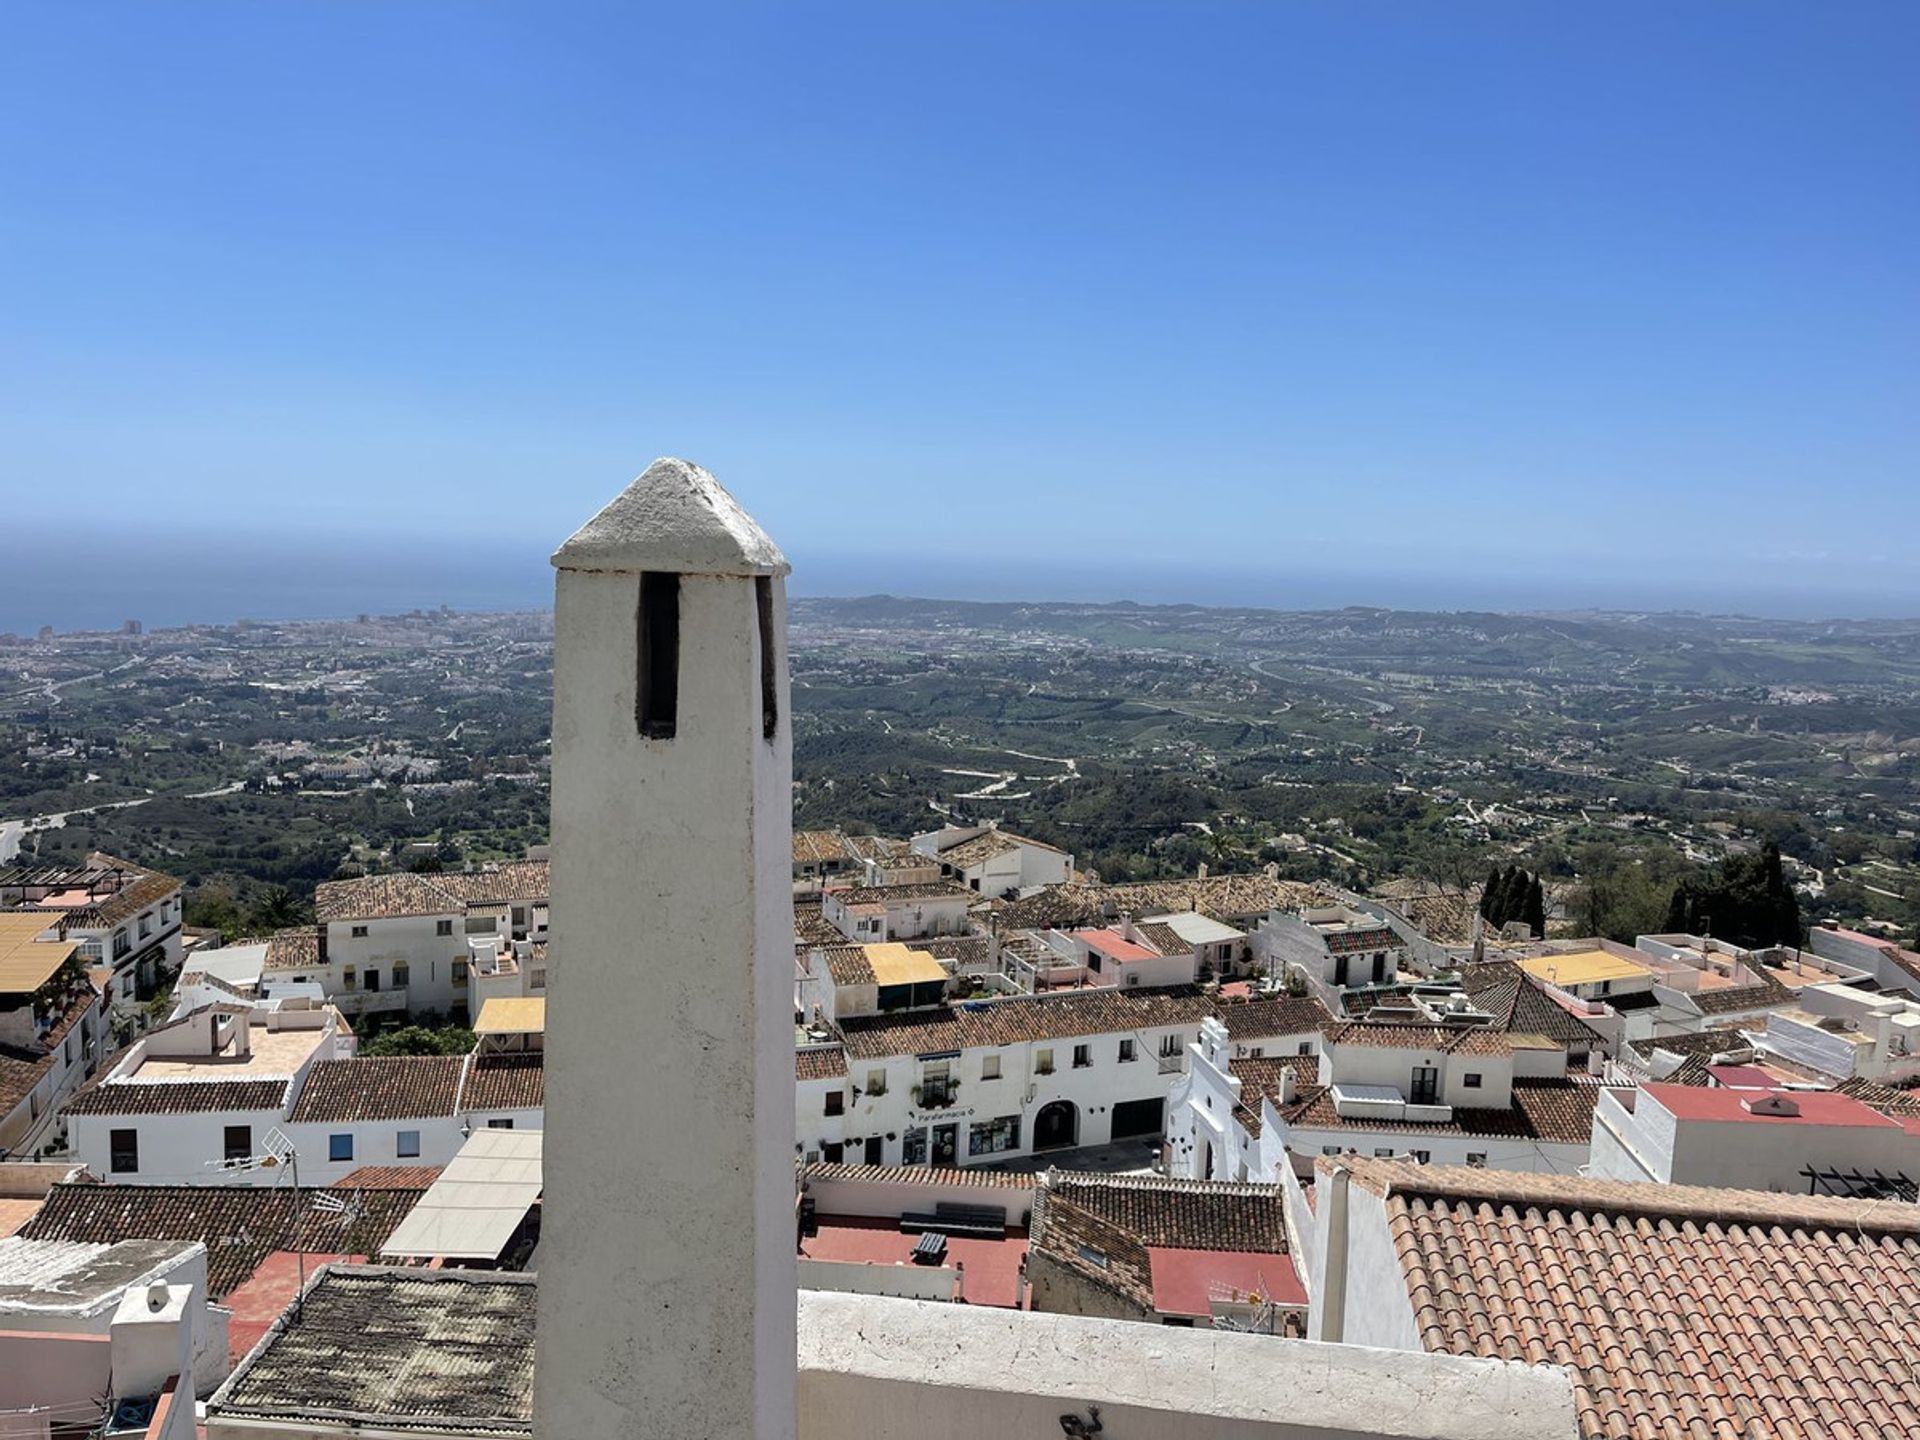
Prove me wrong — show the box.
[3,2,1916,620]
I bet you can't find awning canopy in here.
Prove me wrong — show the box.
[379,1128,543,1261]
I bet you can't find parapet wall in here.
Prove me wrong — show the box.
[796,1290,1580,1440]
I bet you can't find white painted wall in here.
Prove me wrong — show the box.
[797,1291,1580,1440]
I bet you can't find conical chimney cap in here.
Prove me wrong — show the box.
[553,457,789,576]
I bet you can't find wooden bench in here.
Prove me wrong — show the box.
[900,1202,1006,1238]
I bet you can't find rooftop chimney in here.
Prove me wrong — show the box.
[535,460,794,1440]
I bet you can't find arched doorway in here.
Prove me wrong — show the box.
[1033,1099,1078,1151]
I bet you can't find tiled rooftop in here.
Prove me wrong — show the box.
[263,926,324,971]
[65,1076,293,1115]
[314,863,549,923]
[1214,993,1332,1042]
[19,1181,422,1300]
[334,1166,444,1190]
[461,1053,545,1112]
[838,986,1218,1060]
[290,1056,466,1123]
[1278,1077,1602,1144]
[796,1045,848,1082]
[1338,1157,1920,1440]
[1031,1172,1289,1316]
[803,1161,1035,1189]
[1322,1021,1513,1056]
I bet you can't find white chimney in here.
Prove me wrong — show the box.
[536,460,795,1440]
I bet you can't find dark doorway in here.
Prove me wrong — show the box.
[1110,1097,1164,1140]
[864,1136,884,1166]
[1034,1099,1079,1151]
[1410,1066,1440,1105]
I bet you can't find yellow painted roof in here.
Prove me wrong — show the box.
[473,996,547,1035]
[0,913,79,994]
[1519,950,1650,988]
[863,942,946,987]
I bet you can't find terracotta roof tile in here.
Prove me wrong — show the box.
[838,986,1217,1060]
[65,1077,291,1115]
[1031,1172,1288,1313]
[796,1045,848,1082]
[263,927,323,972]
[290,1057,465,1123]
[1277,1078,1602,1144]
[19,1181,421,1300]
[1322,1021,1512,1056]
[1215,993,1332,1042]
[802,1161,1033,1189]
[459,1054,544,1112]
[1335,1156,1920,1440]
[333,1166,443,1191]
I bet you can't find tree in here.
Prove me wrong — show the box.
[1662,841,1801,948]
[1523,875,1547,938]
[245,886,312,935]
[362,1024,476,1057]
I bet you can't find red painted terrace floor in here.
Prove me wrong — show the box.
[801,1216,1029,1309]
[221,1251,357,1364]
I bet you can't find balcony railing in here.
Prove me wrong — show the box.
[915,1081,958,1109]
[1157,1054,1184,1075]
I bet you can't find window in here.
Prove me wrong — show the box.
[397,1130,422,1158]
[110,1129,139,1174]
[364,969,380,992]
[902,1128,928,1165]
[1118,1039,1136,1063]
[866,1069,887,1096]
[821,1141,844,1164]
[1297,1042,1314,1056]
[452,960,469,986]
[437,919,454,936]
[1596,980,1611,996]
[637,571,680,738]
[968,1115,1021,1157]
[1466,1152,1487,1168]
[1463,1073,1483,1089]
[224,1126,251,1163]
[757,575,778,740]
[1411,1150,1431,1164]
[392,962,410,990]
[1076,1244,1108,1269]
[351,925,369,939]
[824,1091,844,1117]
[1373,1147,1395,1158]
[139,915,151,938]
[1072,1044,1091,1069]
[1035,1048,1054,1075]
[113,929,131,959]
[329,1134,354,1162]
[1158,1034,1181,1058]
[1247,1046,1263,1059]
[981,1055,1001,1081]
[488,1118,514,1130]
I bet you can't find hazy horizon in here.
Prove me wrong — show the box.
[6,530,1919,636]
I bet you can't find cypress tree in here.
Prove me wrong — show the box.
[1524,875,1547,938]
